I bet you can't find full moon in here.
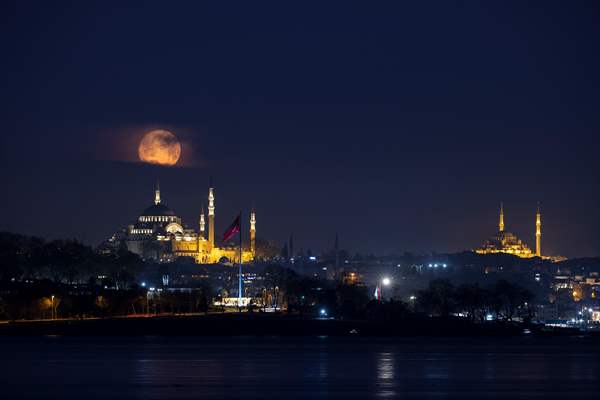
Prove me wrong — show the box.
[138,129,181,166]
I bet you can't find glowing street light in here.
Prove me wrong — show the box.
[378,277,392,301]
[409,295,417,310]
[51,295,55,320]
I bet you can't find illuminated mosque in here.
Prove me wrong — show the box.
[475,203,542,259]
[103,181,255,264]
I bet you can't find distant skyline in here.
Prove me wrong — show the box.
[2,1,599,257]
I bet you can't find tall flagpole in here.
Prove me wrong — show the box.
[238,211,243,311]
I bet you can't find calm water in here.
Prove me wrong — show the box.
[1,336,599,399]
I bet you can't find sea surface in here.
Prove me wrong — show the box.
[1,336,599,399]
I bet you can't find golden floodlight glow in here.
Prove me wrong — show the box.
[138,129,181,166]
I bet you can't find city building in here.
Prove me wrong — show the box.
[101,180,255,264]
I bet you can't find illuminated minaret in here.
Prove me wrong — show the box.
[250,209,256,256]
[154,179,161,205]
[208,185,215,249]
[199,204,206,240]
[536,202,542,257]
[499,202,505,232]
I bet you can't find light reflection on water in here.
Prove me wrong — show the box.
[376,351,396,398]
[1,337,600,399]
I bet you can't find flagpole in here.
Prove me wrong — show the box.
[238,211,242,311]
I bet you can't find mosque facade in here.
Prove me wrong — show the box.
[475,203,542,258]
[101,181,255,264]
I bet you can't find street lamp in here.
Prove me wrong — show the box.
[379,277,391,301]
[51,295,55,320]
[409,295,417,308]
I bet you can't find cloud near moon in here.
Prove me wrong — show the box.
[138,129,181,166]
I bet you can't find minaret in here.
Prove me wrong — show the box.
[536,202,542,257]
[154,179,161,205]
[199,204,205,240]
[208,185,215,249]
[250,209,256,257]
[499,202,505,232]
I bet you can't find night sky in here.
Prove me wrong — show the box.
[2,1,599,257]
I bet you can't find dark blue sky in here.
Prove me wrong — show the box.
[2,1,599,257]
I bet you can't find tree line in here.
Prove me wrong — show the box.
[0,232,536,325]
[0,232,143,288]
[416,278,534,322]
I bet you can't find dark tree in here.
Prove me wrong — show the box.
[417,279,455,316]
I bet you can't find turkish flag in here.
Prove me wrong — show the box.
[222,214,241,242]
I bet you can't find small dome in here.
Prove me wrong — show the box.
[141,203,176,217]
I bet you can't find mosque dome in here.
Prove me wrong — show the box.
[141,203,176,217]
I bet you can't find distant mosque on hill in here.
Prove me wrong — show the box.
[101,180,255,264]
[475,202,552,259]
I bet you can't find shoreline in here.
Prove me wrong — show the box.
[0,313,591,338]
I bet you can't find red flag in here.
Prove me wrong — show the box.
[222,214,241,242]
